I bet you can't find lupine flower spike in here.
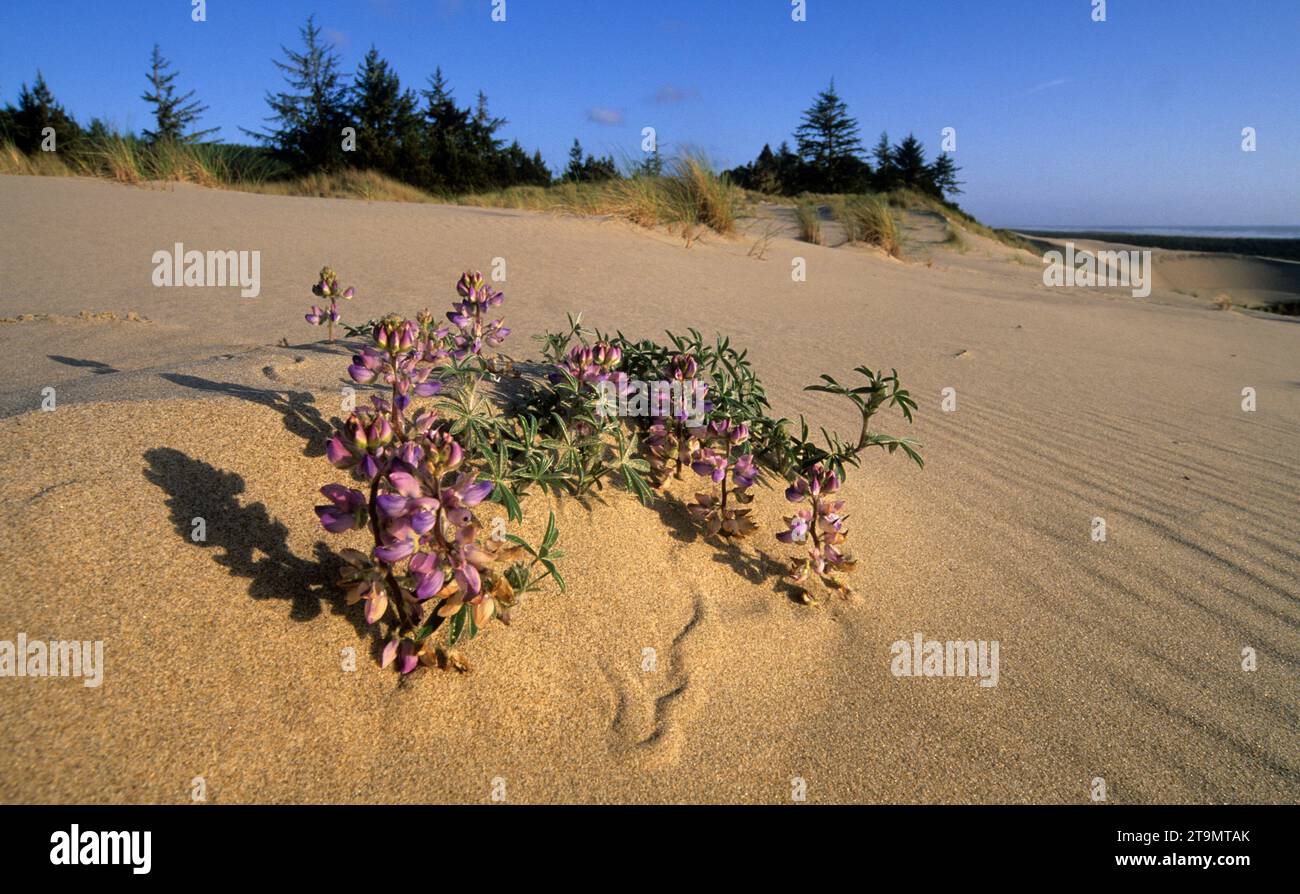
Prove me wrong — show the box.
[307,266,355,343]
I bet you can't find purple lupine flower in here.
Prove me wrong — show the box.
[315,484,367,533]
[691,447,728,483]
[731,454,758,490]
[777,509,812,543]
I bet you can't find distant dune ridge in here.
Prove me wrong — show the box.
[0,175,1297,803]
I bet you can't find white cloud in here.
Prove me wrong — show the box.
[585,107,624,126]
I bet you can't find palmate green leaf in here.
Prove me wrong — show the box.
[622,465,656,505]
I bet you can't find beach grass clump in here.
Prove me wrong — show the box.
[311,267,924,672]
[795,202,823,244]
[837,194,901,256]
[0,140,74,176]
[459,155,742,236]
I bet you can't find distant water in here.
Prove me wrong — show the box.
[1013,225,1300,240]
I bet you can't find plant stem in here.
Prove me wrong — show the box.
[368,470,407,630]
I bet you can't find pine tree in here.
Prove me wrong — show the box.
[927,153,963,198]
[468,90,505,156]
[249,15,349,172]
[565,138,585,182]
[891,133,928,189]
[794,79,867,191]
[871,131,896,190]
[141,44,218,144]
[418,67,471,191]
[348,46,419,175]
[10,72,82,154]
[637,144,663,178]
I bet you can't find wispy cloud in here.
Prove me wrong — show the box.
[652,84,699,104]
[1025,77,1069,95]
[585,107,624,126]
[322,27,350,50]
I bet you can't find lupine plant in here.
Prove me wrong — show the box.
[305,266,355,343]
[773,366,922,597]
[312,265,924,675]
[686,418,759,537]
[317,269,563,675]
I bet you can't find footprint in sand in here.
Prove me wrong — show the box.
[602,595,706,769]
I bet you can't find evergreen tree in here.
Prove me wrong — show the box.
[419,67,472,191]
[927,153,963,199]
[10,72,82,154]
[348,46,420,175]
[871,131,897,190]
[563,138,617,183]
[565,138,585,182]
[0,91,14,144]
[141,44,218,144]
[250,15,349,172]
[468,90,506,156]
[637,144,663,178]
[891,133,928,190]
[794,79,868,191]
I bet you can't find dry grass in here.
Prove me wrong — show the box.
[3,136,286,189]
[835,194,901,257]
[250,168,435,203]
[794,203,823,244]
[887,187,1041,254]
[0,141,75,177]
[459,155,742,236]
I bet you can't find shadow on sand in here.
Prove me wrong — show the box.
[160,374,335,456]
[647,484,804,601]
[142,446,376,650]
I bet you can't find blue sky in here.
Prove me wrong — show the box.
[2,0,1297,226]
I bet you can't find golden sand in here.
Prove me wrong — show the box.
[0,175,1296,803]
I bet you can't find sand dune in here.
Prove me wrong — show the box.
[0,174,1297,803]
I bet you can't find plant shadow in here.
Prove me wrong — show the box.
[648,486,800,597]
[160,374,335,457]
[48,354,118,374]
[142,446,377,652]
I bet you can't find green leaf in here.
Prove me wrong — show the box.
[448,603,468,646]
[493,481,523,523]
[504,533,539,558]
[541,558,566,593]
[542,511,560,551]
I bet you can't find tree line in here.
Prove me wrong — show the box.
[2,24,962,201]
[726,80,962,200]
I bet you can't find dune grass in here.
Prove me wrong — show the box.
[3,139,1032,257]
[250,168,435,203]
[2,135,287,188]
[0,141,76,176]
[794,202,823,244]
[831,194,901,256]
[458,155,742,235]
[887,188,1040,254]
